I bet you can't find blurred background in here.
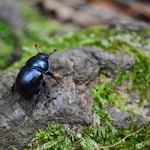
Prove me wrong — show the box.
[28,0,150,26]
[0,0,150,70]
[22,0,150,26]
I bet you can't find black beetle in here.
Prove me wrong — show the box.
[12,44,58,108]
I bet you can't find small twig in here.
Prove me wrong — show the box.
[99,128,141,149]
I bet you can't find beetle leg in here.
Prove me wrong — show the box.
[26,90,41,109]
[47,71,59,84]
[35,90,41,105]
[42,80,50,98]
[42,81,51,107]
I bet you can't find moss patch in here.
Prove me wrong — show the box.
[0,20,17,69]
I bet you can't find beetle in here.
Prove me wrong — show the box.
[12,44,58,108]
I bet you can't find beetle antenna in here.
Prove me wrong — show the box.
[35,44,40,53]
[49,49,56,55]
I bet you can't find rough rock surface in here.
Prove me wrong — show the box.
[0,46,135,149]
[108,105,147,129]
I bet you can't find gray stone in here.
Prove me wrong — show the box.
[108,105,147,129]
[0,46,135,149]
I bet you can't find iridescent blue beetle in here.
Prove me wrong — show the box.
[12,44,58,108]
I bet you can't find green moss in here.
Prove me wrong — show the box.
[116,123,150,149]
[93,81,125,110]
[33,124,75,150]
[31,123,150,150]
[0,20,17,69]
[132,54,150,102]
[115,70,131,85]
